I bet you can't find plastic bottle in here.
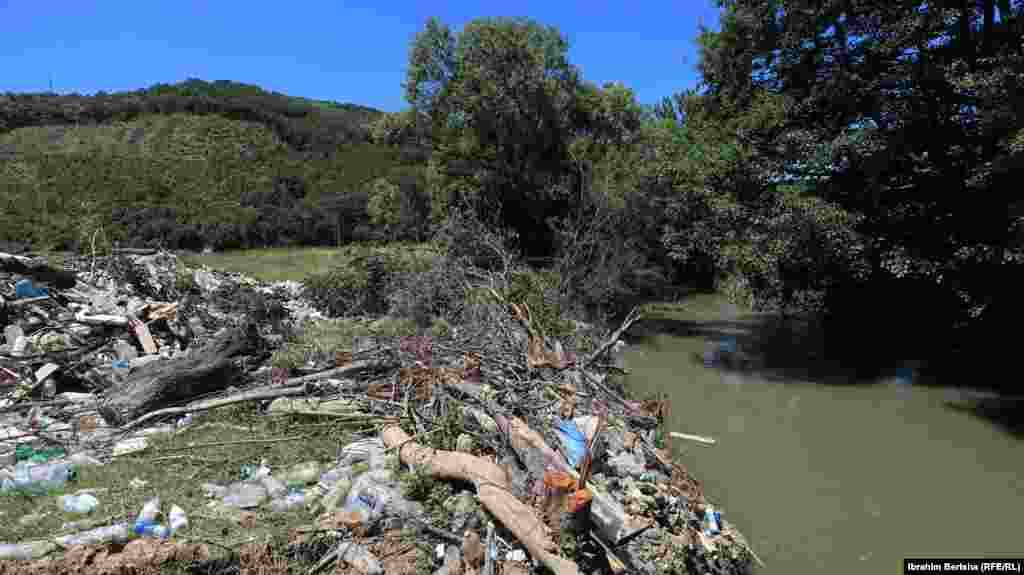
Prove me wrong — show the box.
[132,497,161,534]
[55,522,132,547]
[222,481,268,508]
[0,541,57,560]
[134,522,170,538]
[138,497,161,522]
[168,505,188,533]
[341,490,379,525]
[3,325,23,347]
[0,461,75,494]
[270,488,307,511]
[59,492,99,513]
[704,506,722,536]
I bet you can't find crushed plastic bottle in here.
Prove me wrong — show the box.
[0,540,58,560]
[260,475,287,498]
[221,481,268,508]
[269,488,307,512]
[59,492,99,514]
[1,461,75,494]
[3,325,23,347]
[55,522,132,546]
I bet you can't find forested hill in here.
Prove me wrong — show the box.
[0,79,417,251]
[0,78,382,153]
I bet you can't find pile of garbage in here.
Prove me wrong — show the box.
[0,248,758,575]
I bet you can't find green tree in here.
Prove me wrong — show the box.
[691,0,1024,373]
[404,17,643,259]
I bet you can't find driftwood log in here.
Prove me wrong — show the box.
[381,425,579,575]
[0,251,77,289]
[99,323,263,426]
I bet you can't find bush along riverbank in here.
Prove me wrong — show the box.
[0,242,758,575]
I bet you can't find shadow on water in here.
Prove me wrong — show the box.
[943,396,1024,439]
[625,310,871,386]
[620,295,1024,438]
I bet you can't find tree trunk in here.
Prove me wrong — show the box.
[99,321,263,426]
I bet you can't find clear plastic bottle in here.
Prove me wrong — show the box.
[58,492,99,513]
[0,461,75,494]
[55,522,132,547]
[704,506,722,535]
[168,505,188,533]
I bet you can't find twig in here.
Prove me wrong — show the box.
[482,521,496,575]
[584,306,642,367]
[589,530,626,575]
[118,384,313,431]
[378,543,417,561]
[115,435,308,455]
[403,514,462,544]
[670,432,717,446]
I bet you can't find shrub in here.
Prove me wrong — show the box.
[388,256,470,326]
[505,268,575,340]
[434,208,517,272]
[301,245,440,318]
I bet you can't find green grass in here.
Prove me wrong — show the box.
[0,405,358,549]
[180,242,440,283]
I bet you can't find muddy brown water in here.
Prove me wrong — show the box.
[621,295,1024,575]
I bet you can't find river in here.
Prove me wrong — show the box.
[620,295,1024,575]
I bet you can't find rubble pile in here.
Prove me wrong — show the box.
[0,248,758,575]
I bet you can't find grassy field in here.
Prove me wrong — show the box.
[0,405,361,556]
[179,243,440,282]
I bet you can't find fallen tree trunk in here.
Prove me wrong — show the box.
[381,425,578,575]
[100,323,262,426]
[115,360,397,430]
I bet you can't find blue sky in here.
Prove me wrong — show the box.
[1,1,722,112]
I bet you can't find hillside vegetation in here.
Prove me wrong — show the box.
[0,80,414,250]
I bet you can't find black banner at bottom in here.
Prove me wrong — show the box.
[905,559,1023,574]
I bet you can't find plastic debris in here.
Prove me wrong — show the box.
[704,506,722,536]
[1,461,76,494]
[554,418,588,468]
[168,504,189,533]
[14,279,49,299]
[58,492,99,514]
[221,481,268,509]
[54,522,133,546]
[0,540,58,561]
